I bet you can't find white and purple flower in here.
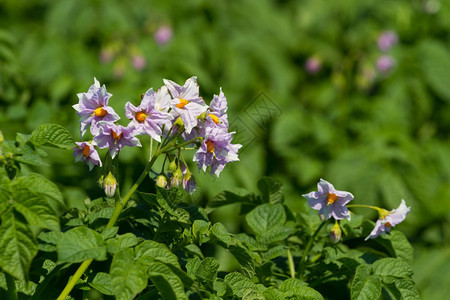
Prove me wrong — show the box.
[206,88,229,129]
[125,88,173,142]
[164,76,208,134]
[94,122,141,159]
[365,199,411,240]
[377,31,398,52]
[73,141,102,171]
[302,179,354,220]
[73,78,120,136]
[193,126,241,177]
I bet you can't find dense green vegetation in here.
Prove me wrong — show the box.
[1,0,449,299]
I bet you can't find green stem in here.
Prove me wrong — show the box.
[298,220,328,280]
[5,273,18,300]
[287,248,295,279]
[56,142,174,300]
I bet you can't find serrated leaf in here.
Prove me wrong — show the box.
[12,187,59,231]
[224,272,257,298]
[351,265,381,300]
[89,272,114,296]
[246,203,286,237]
[110,248,148,300]
[30,123,75,149]
[56,226,107,263]
[393,279,420,300]
[147,261,188,300]
[136,240,180,268]
[372,258,413,279]
[13,173,65,209]
[0,211,38,280]
[257,177,284,204]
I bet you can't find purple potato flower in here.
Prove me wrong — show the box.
[376,55,395,73]
[206,88,229,129]
[73,141,102,171]
[94,122,142,159]
[193,126,241,177]
[163,76,208,134]
[154,25,173,46]
[125,88,173,142]
[302,179,354,220]
[377,31,398,52]
[305,57,322,74]
[365,199,411,240]
[73,78,120,136]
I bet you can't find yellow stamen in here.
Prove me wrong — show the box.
[209,113,220,124]
[111,130,122,141]
[327,193,338,206]
[206,140,215,153]
[176,98,189,108]
[82,144,90,157]
[94,107,107,117]
[136,111,147,122]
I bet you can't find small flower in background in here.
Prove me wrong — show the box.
[302,179,354,220]
[365,199,411,240]
[193,126,241,177]
[305,56,322,74]
[73,78,120,136]
[99,48,114,64]
[73,141,102,171]
[103,172,117,197]
[376,55,395,74]
[154,25,173,46]
[94,122,142,159]
[125,88,173,142]
[164,76,208,134]
[330,221,342,243]
[132,54,147,71]
[377,31,398,52]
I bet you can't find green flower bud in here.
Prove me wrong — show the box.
[330,221,342,243]
[103,172,117,198]
[174,116,184,127]
[168,159,177,172]
[156,174,168,188]
[170,168,183,187]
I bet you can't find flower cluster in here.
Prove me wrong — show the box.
[303,179,410,241]
[73,77,241,195]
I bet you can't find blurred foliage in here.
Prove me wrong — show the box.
[0,0,449,298]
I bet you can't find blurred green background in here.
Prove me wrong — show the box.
[1,0,449,298]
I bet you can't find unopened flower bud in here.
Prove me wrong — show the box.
[156,174,168,188]
[182,170,196,193]
[174,117,184,127]
[171,168,183,187]
[103,172,117,198]
[330,222,342,243]
[168,159,177,172]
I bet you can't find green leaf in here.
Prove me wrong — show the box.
[30,123,75,149]
[195,257,220,284]
[262,287,285,300]
[245,203,286,236]
[372,258,413,279]
[0,168,11,215]
[89,272,114,296]
[242,287,266,300]
[382,231,414,265]
[209,188,257,208]
[257,177,283,204]
[110,248,148,300]
[135,240,180,268]
[56,226,107,263]
[11,187,59,231]
[0,211,38,280]
[186,257,202,278]
[224,272,257,298]
[393,279,420,300]
[192,220,211,245]
[260,226,296,245]
[106,233,139,254]
[210,222,233,246]
[101,227,119,240]
[147,261,188,300]
[285,286,324,300]
[419,40,450,102]
[13,173,65,210]
[279,278,308,292]
[351,265,381,300]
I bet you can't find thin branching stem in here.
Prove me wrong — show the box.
[297,220,328,280]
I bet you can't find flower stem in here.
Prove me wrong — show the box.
[287,248,295,279]
[56,143,171,300]
[298,220,328,280]
[5,273,18,300]
[347,204,385,214]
